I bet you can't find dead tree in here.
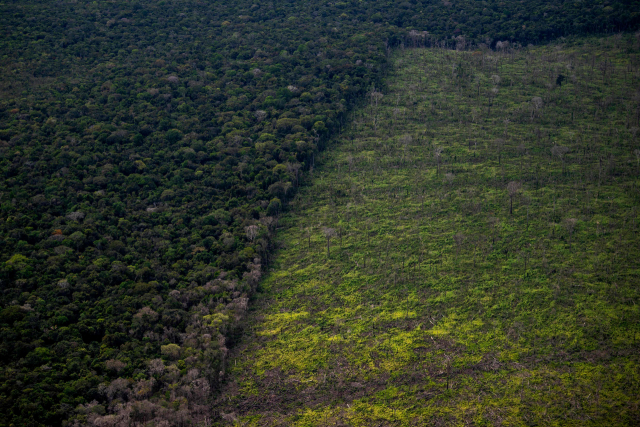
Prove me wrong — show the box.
[322,227,337,258]
[531,96,543,120]
[507,181,522,215]
[434,146,444,175]
[494,138,505,165]
[488,87,499,115]
[444,172,454,186]
[369,89,384,133]
[551,145,570,174]
[245,225,259,242]
[453,233,465,255]
[563,218,578,245]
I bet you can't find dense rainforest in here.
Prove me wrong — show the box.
[0,0,639,425]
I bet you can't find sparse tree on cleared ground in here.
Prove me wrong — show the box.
[551,145,570,173]
[531,96,543,120]
[370,89,384,133]
[444,172,454,185]
[488,216,500,244]
[494,138,505,165]
[322,227,337,258]
[434,146,444,175]
[453,232,465,255]
[564,218,578,244]
[488,87,499,114]
[507,181,522,215]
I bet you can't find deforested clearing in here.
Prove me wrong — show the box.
[218,36,640,426]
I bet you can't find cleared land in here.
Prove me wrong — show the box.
[218,36,640,426]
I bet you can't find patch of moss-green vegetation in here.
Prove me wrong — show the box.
[218,36,640,426]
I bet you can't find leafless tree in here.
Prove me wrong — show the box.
[66,211,85,221]
[563,218,578,245]
[496,40,509,52]
[434,146,444,175]
[494,138,505,164]
[531,96,543,120]
[369,89,384,133]
[488,87,499,114]
[304,226,313,250]
[399,134,412,163]
[370,89,383,107]
[503,118,510,138]
[507,181,522,215]
[342,157,354,177]
[634,148,640,172]
[444,354,453,390]
[551,145,570,173]
[105,359,126,373]
[516,143,527,171]
[444,172,454,185]
[453,232,464,255]
[221,413,239,423]
[134,306,158,322]
[287,162,302,187]
[254,110,267,122]
[148,358,165,376]
[488,216,500,244]
[400,134,412,149]
[245,225,259,242]
[104,378,131,402]
[392,107,401,129]
[322,227,337,258]
[260,216,277,232]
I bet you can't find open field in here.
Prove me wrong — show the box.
[218,36,640,426]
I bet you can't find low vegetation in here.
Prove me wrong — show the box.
[219,35,640,426]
